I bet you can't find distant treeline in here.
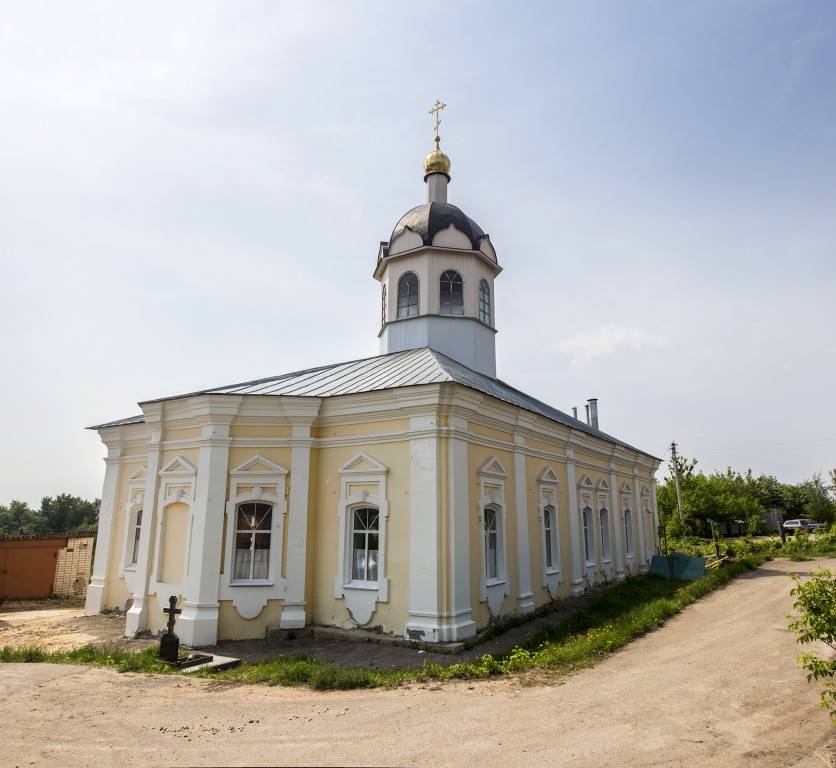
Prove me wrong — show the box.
[0,494,99,536]
[658,459,836,538]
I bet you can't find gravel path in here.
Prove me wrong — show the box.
[2,558,835,767]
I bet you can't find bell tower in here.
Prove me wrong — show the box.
[373,102,502,377]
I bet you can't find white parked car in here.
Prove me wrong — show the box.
[783,518,827,534]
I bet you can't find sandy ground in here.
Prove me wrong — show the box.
[2,559,836,767]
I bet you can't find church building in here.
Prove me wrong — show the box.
[85,107,662,647]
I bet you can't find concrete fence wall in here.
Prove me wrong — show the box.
[0,533,95,599]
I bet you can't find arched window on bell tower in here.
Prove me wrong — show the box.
[439,270,464,315]
[397,272,419,318]
[478,278,491,325]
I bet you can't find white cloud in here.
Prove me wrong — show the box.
[556,326,670,367]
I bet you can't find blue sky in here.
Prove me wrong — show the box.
[1,1,834,505]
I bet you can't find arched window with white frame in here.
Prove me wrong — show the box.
[477,456,508,616]
[543,505,558,571]
[233,501,273,581]
[624,508,634,558]
[538,467,561,597]
[397,272,419,317]
[599,506,611,561]
[484,506,500,581]
[131,509,143,565]
[381,284,387,325]
[350,506,380,583]
[582,506,594,564]
[478,278,491,324]
[439,270,464,315]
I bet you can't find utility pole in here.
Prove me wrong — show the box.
[671,441,684,524]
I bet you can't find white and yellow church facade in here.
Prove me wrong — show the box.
[86,115,661,647]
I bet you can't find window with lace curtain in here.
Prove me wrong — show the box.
[131,509,143,565]
[350,507,379,583]
[232,502,272,581]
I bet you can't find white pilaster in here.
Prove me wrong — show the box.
[280,398,321,629]
[634,475,648,574]
[651,478,660,556]
[611,469,625,582]
[445,416,476,640]
[125,406,163,637]
[513,436,535,614]
[84,431,122,614]
[177,396,239,647]
[566,453,584,597]
[405,415,443,642]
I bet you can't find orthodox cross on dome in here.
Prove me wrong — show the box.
[429,99,446,146]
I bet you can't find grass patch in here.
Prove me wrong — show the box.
[201,559,759,689]
[2,557,763,690]
[0,644,171,674]
[780,532,836,561]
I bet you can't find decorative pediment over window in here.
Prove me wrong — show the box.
[595,477,610,491]
[538,467,560,484]
[578,474,595,489]
[339,452,389,476]
[641,484,652,496]
[230,455,288,477]
[478,456,507,479]
[620,481,633,494]
[159,456,197,476]
[127,466,148,482]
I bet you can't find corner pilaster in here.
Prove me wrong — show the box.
[125,405,163,637]
[444,415,476,640]
[405,415,445,642]
[85,430,122,615]
[178,395,241,647]
[280,397,321,629]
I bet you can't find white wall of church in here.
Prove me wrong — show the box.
[87,382,660,645]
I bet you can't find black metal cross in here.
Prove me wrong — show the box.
[163,595,181,635]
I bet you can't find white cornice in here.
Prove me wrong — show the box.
[373,245,502,281]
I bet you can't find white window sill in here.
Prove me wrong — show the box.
[626,555,635,561]
[546,567,561,576]
[602,558,612,564]
[343,581,378,591]
[486,577,506,588]
[124,564,137,572]
[585,561,596,568]
[230,580,273,587]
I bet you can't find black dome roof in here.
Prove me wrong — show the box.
[390,202,486,251]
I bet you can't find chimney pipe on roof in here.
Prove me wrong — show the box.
[588,398,599,430]
[572,406,578,420]
[585,404,590,426]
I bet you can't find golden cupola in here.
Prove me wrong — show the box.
[424,137,451,177]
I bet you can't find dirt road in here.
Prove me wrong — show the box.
[2,559,835,767]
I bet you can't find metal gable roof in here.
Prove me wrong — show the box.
[88,348,654,456]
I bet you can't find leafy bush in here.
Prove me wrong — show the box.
[788,568,836,717]
[782,532,836,561]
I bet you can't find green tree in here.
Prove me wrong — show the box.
[34,494,99,533]
[789,568,836,718]
[0,500,39,535]
[0,494,99,535]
